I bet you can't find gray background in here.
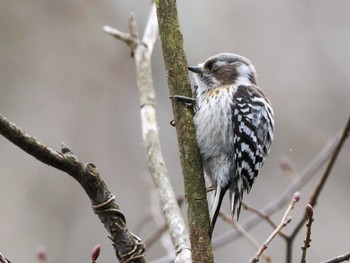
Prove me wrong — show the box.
[0,1,349,262]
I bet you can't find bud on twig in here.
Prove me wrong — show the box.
[293,192,301,202]
[305,204,313,220]
[36,246,47,262]
[91,244,101,263]
[285,215,292,224]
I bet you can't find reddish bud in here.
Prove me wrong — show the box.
[306,204,314,220]
[36,246,47,262]
[91,244,101,262]
[293,192,301,202]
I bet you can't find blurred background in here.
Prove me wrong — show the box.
[0,1,349,262]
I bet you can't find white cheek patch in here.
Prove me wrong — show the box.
[235,64,256,86]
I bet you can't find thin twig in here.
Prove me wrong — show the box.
[0,253,10,263]
[103,26,134,47]
[213,132,342,248]
[249,192,300,263]
[308,117,350,208]
[322,251,350,263]
[219,212,271,263]
[300,204,314,263]
[242,202,288,240]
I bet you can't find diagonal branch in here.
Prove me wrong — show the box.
[293,118,350,238]
[0,253,11,263]
[322,251,350,263]
[0,114,146,262]
[249,193,300,263]
[219,211,271,263]
[242,202,288,240]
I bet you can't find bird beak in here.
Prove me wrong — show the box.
[188,66,202,74]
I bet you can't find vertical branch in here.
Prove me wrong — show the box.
[155,0,213,262]
[300,205,314,263]
[134,5,191,263]
[105,3,194,262]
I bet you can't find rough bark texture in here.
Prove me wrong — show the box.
[0,114,146,263]
[155,0,214,262]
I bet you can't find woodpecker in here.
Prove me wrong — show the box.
[188,53,275,236]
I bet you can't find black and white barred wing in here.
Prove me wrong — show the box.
[230,85,275,217]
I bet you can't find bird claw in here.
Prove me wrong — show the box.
[169,95,196,107]
[169,96,196,126]
[206,185,216,193]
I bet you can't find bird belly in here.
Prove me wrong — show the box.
[194,87,235,185]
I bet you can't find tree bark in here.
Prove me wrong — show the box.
[155,0,214,262]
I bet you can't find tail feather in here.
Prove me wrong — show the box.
[209,186,226,238]
[229,189,244,220]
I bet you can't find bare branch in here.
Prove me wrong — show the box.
[219,212,271,263]
[105,4,191,262]
[156,0,213,261]
[129,13,139,43]
[309,117,349,207]
[0,253,11,263]
[0,114,146,263]
[250,193,300,263]
[242,202,288,240]
[300,204,314,263]
[103,25,135,48]
[322,251,350,263]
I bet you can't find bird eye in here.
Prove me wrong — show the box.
[205,62,215,72]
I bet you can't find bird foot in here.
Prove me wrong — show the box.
[169,95,196,127]
[169,95,196,107]
[206,185,216,193]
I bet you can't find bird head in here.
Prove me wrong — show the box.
[188,53,257,90]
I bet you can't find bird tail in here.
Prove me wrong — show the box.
[229,188,244,221]
[209,186,226,238]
